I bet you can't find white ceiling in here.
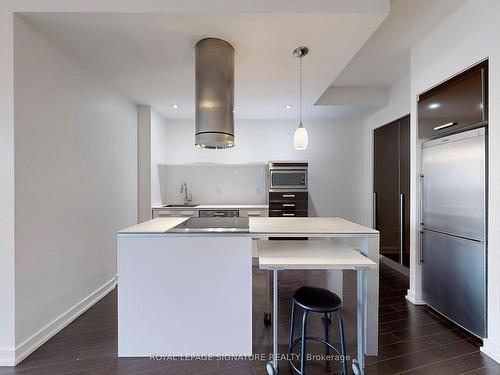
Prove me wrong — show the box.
[21,5,388,121]
[331,0,466,88]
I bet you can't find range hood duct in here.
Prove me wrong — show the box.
[195,38,235,149]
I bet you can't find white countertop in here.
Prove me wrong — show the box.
[152,204,268,210]
[119,217,187,233]
[250,217,378,236]
[118,217,378,237]
[258,240,377,270]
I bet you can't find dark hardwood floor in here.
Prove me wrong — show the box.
[1,263,498,374]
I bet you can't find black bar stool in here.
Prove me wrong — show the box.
[288,286,347,375]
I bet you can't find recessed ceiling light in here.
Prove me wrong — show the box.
[171,104,179,109]
[428,103,440,109]
[285,105,294,109]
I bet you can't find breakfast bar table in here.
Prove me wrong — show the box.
[257,239,377,375]
[250,218,380,359]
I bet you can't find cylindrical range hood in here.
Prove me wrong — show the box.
[195,38,235,149]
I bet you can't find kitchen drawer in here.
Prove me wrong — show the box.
[269,210,308,217]
[152,209,197,218]
[239,209,268,217]
[152,210,173,218]
[269,201,308,211]
[269,192,308,202]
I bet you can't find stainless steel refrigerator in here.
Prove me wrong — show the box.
[421,127,487,338]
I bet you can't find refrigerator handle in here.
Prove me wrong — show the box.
[419,230,424,264]
[419,174,424,265]
[419,174,424,226]
[400,193,404,264]
[373,193,377,229]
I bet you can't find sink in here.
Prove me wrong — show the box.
[163,204,198,208]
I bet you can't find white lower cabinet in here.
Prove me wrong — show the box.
[152,209,198,218]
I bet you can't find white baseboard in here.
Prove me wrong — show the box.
[481,338,500,364]
[0,346,15,367]
[405,289,426,305]
[11,276,118,366]
[379,254,409,276]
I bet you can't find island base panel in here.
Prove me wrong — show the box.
[117,236,252,356]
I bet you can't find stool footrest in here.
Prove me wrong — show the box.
[289,336,346,375]
[289,336,341,356]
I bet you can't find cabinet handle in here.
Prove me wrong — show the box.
[373,193,377,229]
[400,193,404,265]
[247,211,261,217]
[282,194,295,198]
[282,203,295,207]
[282,213,295,217]
[433,121,457,131]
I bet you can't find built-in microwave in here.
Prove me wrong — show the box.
[268,161,308,191]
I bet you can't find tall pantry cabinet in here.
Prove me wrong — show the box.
[373,114,410,268]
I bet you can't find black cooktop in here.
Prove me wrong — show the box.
[167,217,249,233]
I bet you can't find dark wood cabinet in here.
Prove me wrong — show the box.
[418,61,487,139]
[269,190,308,239]
[268,191,308,218]
[269,210,308,217]
[374,115,410,268]
[399,115,410,267]
[269,192,308,203]
[269,201,308,211]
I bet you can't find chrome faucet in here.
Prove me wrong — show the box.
[180,182,192,205]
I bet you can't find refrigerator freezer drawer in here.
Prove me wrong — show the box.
[422,229,486,337]
[422,128,486,241]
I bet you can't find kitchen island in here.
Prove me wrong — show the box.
[117,217,379,369]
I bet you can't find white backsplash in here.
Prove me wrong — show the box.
[157,163,268,205]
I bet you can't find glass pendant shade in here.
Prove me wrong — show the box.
[294,123,308,150]
[292,46,309,150]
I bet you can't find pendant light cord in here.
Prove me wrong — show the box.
[299,55,302,126]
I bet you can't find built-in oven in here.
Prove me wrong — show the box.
[268,161,308,192]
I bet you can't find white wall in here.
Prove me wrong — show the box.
[13,14,137,361]
[0,6,15,366]
[151,108,170,207]
[152,119,365,220]
[138,105,152,222]
[407,0,500,361]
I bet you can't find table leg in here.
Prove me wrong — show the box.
[354,269,366,374]
[273,269,279,372]
[360,237,379,355]
[266,269,280,375]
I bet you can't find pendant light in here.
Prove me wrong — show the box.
[293,46,309,150]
